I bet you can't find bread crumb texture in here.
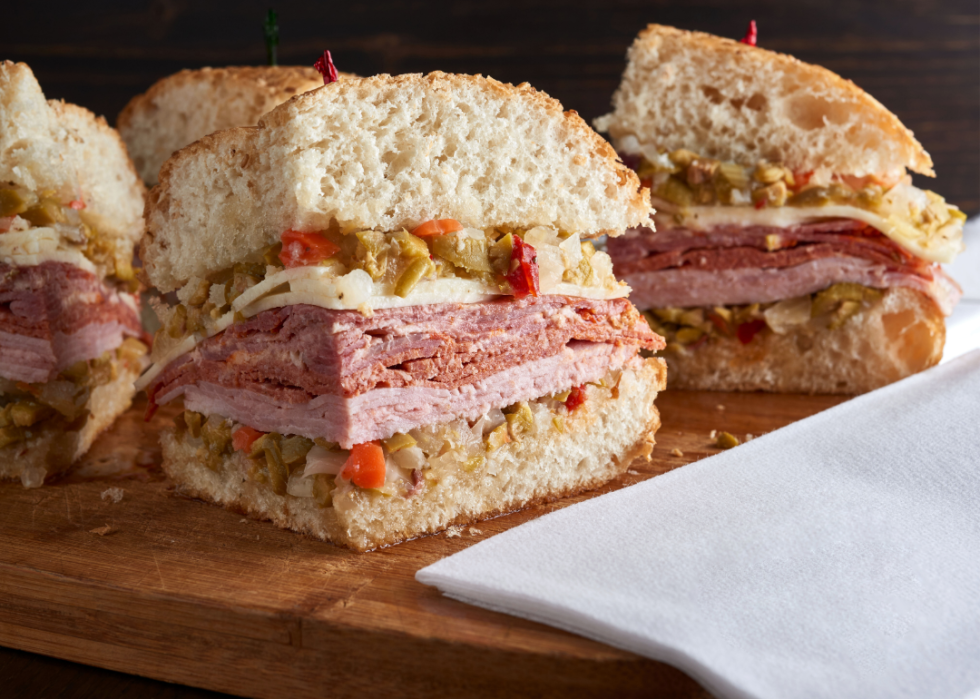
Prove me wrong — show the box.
[117,66,342,185]
[160,357,666,551]
[661,287,944,393]
[142,72,648,292]
[0,61,145,246]
[595,24,933,179]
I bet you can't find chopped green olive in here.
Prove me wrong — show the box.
[185,411,203,439]
[312,473,335,508]
[0,425,25,449]
[485,424,510,452]
[264,437,289,496]
[489,233,514,275]
[505,402,534,441]
[716,431,740,449]
[280,435,314,466]
[0,188,28,217]
[432,231,492,273]
[21,198,66,226]
[167,304,187,339]
[383,432,417,453]
[9,401,53,428]
[394,257,433,297]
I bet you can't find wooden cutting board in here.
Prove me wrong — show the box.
[0,390,845,698]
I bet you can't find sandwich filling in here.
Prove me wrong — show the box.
[0,186,147,460]
[169,363,641,506]
[609,147,964,346]
[142,219,663,502]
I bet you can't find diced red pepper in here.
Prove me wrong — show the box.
[791,171,813,192]
[707,311,733,336]
[233,426,265,453]
[565,385,586,412]
[342,441,387,489]
[68,199,86,211]
[313,50,339,84]
[506,235,540,299]
[736,319,767,345]
[411,219,464,238]
[278,230,340,268]
[754,198,766,210]
[740,20,758,46]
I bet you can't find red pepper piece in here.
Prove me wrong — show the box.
[278,230,340,268]
[68,199,86,211]
[411,219,463,238]
[233,426,265,453]
[736,319,767,345]
[313,50,339,84]
[342,442,386,489]
[565,385,586,412]
[506,236,540,298]
[740,20,758,46]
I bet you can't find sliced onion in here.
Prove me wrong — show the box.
[302,445,348,477]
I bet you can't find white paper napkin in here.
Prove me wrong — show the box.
[417,350,980,699]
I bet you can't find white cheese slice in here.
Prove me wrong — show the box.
[0,227,97,273]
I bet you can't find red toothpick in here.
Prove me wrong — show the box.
[740,20,758,46]
[313,50,339,84]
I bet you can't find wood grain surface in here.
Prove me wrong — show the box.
[0,390,846,699]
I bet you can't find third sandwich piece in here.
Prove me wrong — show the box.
[137,72,665,551]
[118,65,353,186]
[595,24,965,393]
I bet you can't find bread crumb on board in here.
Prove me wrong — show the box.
[468,527,483,536]
[670,448,684,457]
[89,524,113,536]
[101,487,124,504]
[446,525,463,538]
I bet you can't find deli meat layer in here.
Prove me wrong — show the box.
[0,262,142,383]
[150,296,662,446]
[608,220,960,313]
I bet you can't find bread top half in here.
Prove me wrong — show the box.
[118,66,354,185]
[142,72,650,293]
[594,24,934,179]
[0,61,145,245]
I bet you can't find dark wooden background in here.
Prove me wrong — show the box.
[1,1,978,697]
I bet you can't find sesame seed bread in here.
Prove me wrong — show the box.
[0,358,141,488]
[141,72,650,293]
[160,357,666,552]
[117,66,355,186]
[0,61,145,248]
[594,24,933,179]
[659,288,943,394]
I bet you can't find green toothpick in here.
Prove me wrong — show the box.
[264,9,279,66]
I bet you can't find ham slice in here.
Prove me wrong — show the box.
[172,343,644,448]
[148,296,661,446]
[0,262,142,383]
[608,221,958,314]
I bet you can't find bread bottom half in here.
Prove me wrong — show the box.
[161,357,667,552]
[0,360,141,487]
[661,287,944,394]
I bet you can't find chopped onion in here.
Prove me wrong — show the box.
[763,296,812,334]
[302,445,348,477]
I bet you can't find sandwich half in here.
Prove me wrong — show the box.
[595,25,965,393]
[118,66,354,185]
[0,61,148,486]
[138,72,666,551]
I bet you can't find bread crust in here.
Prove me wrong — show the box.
[117,66,351,185]
[595,24,933,178]
[659,288,944,394]
[141,71,650,292]
[160,357,666,551]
